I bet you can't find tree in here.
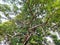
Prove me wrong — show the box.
[0,0,60,45]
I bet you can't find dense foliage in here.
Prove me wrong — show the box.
[0,0,60,45]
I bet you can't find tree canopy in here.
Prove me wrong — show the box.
[0,0,60,45]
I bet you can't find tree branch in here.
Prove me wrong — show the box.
[23,0,50,45]
[23,16,50,45]
[23,33,32,45]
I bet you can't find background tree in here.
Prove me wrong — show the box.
[0,0,60,45]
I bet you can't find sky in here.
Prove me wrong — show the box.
[0,0,10,22]
[0,0,22,22]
